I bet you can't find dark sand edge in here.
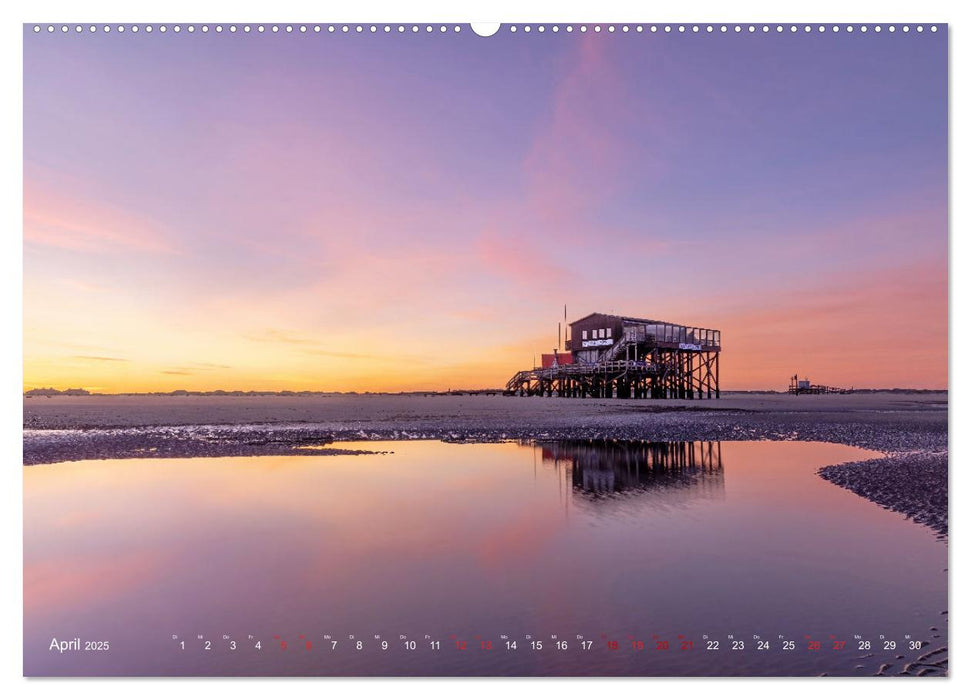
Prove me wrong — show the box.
[21,421,899,465]
[819,452,948,538]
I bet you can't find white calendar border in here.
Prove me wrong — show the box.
[2,0,965,698]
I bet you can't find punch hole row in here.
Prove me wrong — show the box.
[508,24,937,34]
[31,24,465,34]
[31,24,940,35]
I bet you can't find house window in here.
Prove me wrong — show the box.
[606,327,612,338]
[582,330,588,340]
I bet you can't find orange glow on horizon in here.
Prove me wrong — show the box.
[23,33,947,394]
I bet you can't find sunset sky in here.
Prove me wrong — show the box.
[23,26,947,392]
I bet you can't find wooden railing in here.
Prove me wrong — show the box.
[505,360,660,392]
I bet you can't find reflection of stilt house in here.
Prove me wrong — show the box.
[537,439,725,499]
[505,312,721,399]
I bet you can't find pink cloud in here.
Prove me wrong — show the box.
[24,166,179,255]
[519,36,661,232]
[475,228,569,288]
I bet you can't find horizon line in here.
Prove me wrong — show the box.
[23,387,949,397]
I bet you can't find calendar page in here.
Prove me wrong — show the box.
[22,20,948,678]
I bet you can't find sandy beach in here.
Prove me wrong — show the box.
[24,391,947,533]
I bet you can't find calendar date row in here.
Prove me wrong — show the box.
[173,634,925,654]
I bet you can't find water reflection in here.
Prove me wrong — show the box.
[536,440,724,502]
[23,439,946,677]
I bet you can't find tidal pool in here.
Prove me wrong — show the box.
[23,439,947,676]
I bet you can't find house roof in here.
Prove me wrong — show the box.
[569,312,719,332]
[570,311,666,326]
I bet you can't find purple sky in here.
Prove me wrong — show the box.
[23,26,948,391]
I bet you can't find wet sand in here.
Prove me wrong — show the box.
[820,452,948,537]
[24,392,948,537]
